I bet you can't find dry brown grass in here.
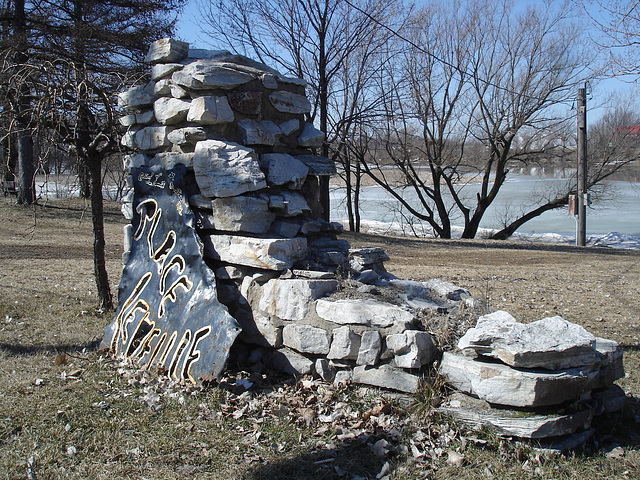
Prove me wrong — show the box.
[1,197,639,479]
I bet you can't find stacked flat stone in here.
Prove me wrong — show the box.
[117,38,475,393]
[439,311,625,442]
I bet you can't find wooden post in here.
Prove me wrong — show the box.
[576,87,587,246]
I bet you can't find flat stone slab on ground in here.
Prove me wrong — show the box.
[458,311,600,370]
[439,392,594,439]
[352,364,420,393]
[439,352,597,408]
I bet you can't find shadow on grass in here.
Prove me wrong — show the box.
[0,339,100,356]
[240,436,385,480]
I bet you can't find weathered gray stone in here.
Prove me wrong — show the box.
[269,91,311,114]
[439,352,597,408]
[425,278,471,301]
[334,369,353,386]
[592,337,625,389]
[297,123,325,148]
[328,326,361,360]
[315,298,415,328]
[283,324,331,355]
[204,234,307,270]
[357,331,382,366]
[193,140,266,197]
[280,191,311,216]
[135,126,172,150]
[315,358,336,382]
[279,119,300,136]
[439,393,594,439]
[154,97,191,125]
[136,110,156,125]
[386,331,436,369]
[261,74,279,89]
[260,153,309,189]
[269,219,301,238]
[238,310,282,347]
[167,127,208,146]
[170,84,189,99]
[210,196,275,233]
[352,364,420,393]
[118,86,154,109]
[294,155,336,175]
[189,194,213,210]
[154,79,172,96]
[153,152,194,170]
[187,96,234,125]
[292,270,336,280]
[238,119,281,145]
[458,311,599,370]
[349,247,390,273]
[228,91,262,114]
[270,347,314,376]
[123,153,149,172]
[145,38,189,64]
[119,114,137,127]
[150,63,183,81]
[258,278,339,321]
[173,62,255,90]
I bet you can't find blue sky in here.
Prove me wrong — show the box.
[173,0,639,125]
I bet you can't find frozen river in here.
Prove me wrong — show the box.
[330,175,640,246]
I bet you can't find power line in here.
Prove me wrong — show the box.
[342,0,574,104]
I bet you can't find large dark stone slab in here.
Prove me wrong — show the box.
[101,165,241,383]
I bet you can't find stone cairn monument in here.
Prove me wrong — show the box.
[102,38,625,448]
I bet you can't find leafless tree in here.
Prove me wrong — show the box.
[197,0,408,226]
[363,0,599,239]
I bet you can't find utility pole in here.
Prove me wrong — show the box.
[576,86,587,247]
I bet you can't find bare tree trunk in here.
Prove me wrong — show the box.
[16,131,34,204]
[87,153,113,311]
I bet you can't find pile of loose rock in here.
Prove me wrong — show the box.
[110,38,478,392]
[438,311,625,449]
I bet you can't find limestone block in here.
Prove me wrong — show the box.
[154,79,172,96]
[269,219,301,238]
[315,358,336,382]
[150,63,183,81]
[119,114,136,127]
[458,311,599,370]
[123,153,149,172]
[204,234,307,270]
[439,352,597,408]
[315,298,415,328]
[153,152,194,170]
[425,278,471,301]
[173,62,255,90]
[268,91,311,114]
[236,310,282,348]
[279,76,307,87]
[118,86,154,109]
[439,392,594,439]
[228,91,262,114]
[592,337,624,389]
[154,97,191,125]
[328,326,361,360]
[297,123,325,148]
[262,74,279,89]
[136,110,155,125]
[145,38,189,64]
[386,330,436,369]
[352,364,420,393]
[270,347,314,376]
[279,119,300,136]
[280,191,311,216]
[193,140,266,197]
[357,331,382,366]
[258,278,339,321]
[349,247,390,272]
[170,84,189,99]
[167,127,208,146]
[238,119,281,145]
[283,324,331,355]
[210,195,275,233]
[135,126,172,151]
[260,153,309,189]
[187,96,234,125]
